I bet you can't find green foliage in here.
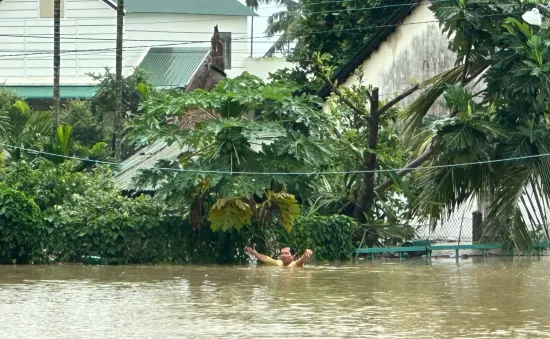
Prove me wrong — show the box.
[0,182,43,264]
[89,67,150,119]
[276,214,359,261]
[292,0,411,70]
[259,191,301,232]
[0,159,259,265]
[0,99,52,161]
[60,100,104,146]
[127,73,337,232]
[401,0,550,252]
[43,125,73,164]
[209,198,252,231]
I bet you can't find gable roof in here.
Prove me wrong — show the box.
[138,47,210,88]
[317,0,420,99]
[109,0,257,17]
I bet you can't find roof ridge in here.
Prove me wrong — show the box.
[317,0,420,99]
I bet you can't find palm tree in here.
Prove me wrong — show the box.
[391,7,550,252]
[407,86,550,252]
[263,0,300,57]
[244,0,301,57]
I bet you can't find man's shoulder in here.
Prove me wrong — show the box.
[287,260,303,267]
[264,257,283,265]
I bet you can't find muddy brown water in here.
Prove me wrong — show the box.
[1,257,549,338]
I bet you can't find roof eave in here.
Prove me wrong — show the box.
[317,0,421,99]
[124,11,258,17]
[102,0,117,10]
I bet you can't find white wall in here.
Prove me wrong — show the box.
[323,2,456,116]
[244,57,290,81]
[0,1,250,85]
[0,0,116,85]
[124,13,249,78]
[321,2,550,238]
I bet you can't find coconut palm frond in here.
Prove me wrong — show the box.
[482,164,533,252]
[266,10,297,37]
[402,65,464,137]
[264,17,301,57]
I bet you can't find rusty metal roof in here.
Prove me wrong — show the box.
[138,47,210,88]
[114,139,189,191]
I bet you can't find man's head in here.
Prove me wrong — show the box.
[279,246,295,265]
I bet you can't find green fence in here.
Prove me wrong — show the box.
[355,241,550,262]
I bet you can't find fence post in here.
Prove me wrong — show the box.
[472,211,483,243]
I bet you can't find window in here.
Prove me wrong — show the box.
[40,0,64,18]
[219,32,232,70]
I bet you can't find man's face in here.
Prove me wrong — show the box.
[279,247,294,265]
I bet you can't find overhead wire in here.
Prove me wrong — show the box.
[0,10,525,60]
[1,142,547,176]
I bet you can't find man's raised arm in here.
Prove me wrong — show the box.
[295,249,313,267]
[244,246,279,265]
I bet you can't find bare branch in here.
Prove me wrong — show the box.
[464,64,489,83]
[317,71,366,117]
[472,89,487,98]
[461,42,472,83]
[374,136,440,193]
[378,84,419,115]
[449,106,460,118]
[365,90,374,103]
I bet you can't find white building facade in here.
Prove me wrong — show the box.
[0,0,256,97]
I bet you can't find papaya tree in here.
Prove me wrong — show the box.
[126,71,419,250]
[126,73,339,234]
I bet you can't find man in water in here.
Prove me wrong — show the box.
[244,246,313,267]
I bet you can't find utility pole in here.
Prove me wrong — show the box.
[115,0,124,159]
[53,0,61,123]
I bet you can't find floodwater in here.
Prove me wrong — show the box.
[1,258,550,338]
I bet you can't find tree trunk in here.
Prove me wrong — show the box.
[114,0,124,159]
[53,0,61,123]
[352,88,380,221]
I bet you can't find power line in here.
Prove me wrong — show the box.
[0,33,248,42]
[1,142,547,176]
[0,10,524,60]
[0,0,511,27]
[0,0,441,24]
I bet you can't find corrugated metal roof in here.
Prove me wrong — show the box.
[110,0,257,17]
[138,47,210,88]
[114,139,189,191]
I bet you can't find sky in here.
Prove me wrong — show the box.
[237,0,281,58]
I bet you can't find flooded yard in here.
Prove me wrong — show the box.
[1,257,549,338]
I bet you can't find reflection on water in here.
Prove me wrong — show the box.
[1,258,550,338]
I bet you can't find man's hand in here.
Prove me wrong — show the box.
[295,249,313,267]
[244,246,257,256]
